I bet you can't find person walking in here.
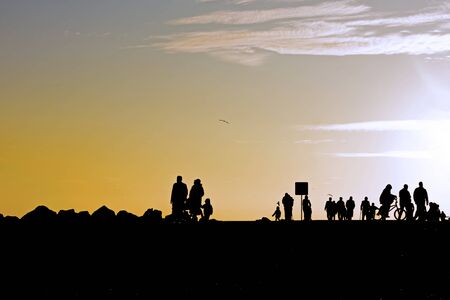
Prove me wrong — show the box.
[188,179,204,221]
[272,202,281,221]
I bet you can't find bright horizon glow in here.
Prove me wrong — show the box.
[1,0,450,220]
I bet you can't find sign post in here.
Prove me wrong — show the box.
[295,182,308,221]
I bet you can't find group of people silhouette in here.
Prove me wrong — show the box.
[324,196,356,220]
[372,181,445,221]
[273,181,447,222]
[170,176,213,222]
[171,177,446,222]
[272,193,312,221]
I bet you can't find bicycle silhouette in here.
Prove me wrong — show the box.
[375,198,407,220]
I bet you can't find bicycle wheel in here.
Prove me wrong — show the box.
[374,208,384,220]
[394,208,407,220]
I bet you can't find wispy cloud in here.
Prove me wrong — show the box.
[294,139,335,144]
[172,1,369,25]
[197,0,306,4]
[332,151,431,159]
[197,0,253,4]
[154,0,450,66]
[121,44,153,50]
[157,31,450,61]
[64,30,112,38]
[210,49,270,66]
[296,120,450,131]
[296,119,450,159]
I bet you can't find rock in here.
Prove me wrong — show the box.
[117,210,139,223]
[77,211,91,223]
[21,206,57,223]
[257,217,271,223]
[142,209,163,223]
[58,209,77,220]
[92,205,116,221]
[4,216,20,224]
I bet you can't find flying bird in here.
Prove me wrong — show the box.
[219,119,231,124]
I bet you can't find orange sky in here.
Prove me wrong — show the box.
[1,0,450,220]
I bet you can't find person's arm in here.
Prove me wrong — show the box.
[425,190,429,205]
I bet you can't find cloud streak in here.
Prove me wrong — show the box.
[296,119,450,131]
[174,1,369,25]
[197,0,306,4]
[295,139,335,144]
[154,0,450,65]
[332,151,431,159]
[296,119,450,159]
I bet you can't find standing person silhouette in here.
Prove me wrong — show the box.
[170,175,188,221]
[302,195,312,221]
[188,179,204,221]
[332,200,337,220]
[399,184,412,220]
[324,197,334,221]
[360,197,370,220]
[414,181,429,221]
[337,197,346,220]
[272,202,281,221]
[369,203,378,220]
[346,196,355,220]
[282,193,294,221]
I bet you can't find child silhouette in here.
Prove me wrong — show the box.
[272,202,281,221]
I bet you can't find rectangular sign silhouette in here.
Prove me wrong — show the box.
[295,182,308,195]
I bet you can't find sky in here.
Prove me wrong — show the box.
[1,0,450,220]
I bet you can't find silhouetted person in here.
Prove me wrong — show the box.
[427,202,440,222]
[324,197,335,221]
[272,202,281,221]
[414,182,429,221]
[332,200,337,220]
[369,203,378,220]
[346,196,355,220]
[201,198,213,221]
[379,184,396,220]
[282,193,294,221]
[188,179,204,221]
[303,195,312,221]
[360,196,370,220]
[398,184,412,220]
[337,197,346,220]
[170,175,188,221]
[440,211,447,222]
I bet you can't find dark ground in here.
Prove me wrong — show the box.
[1,220,450,299]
